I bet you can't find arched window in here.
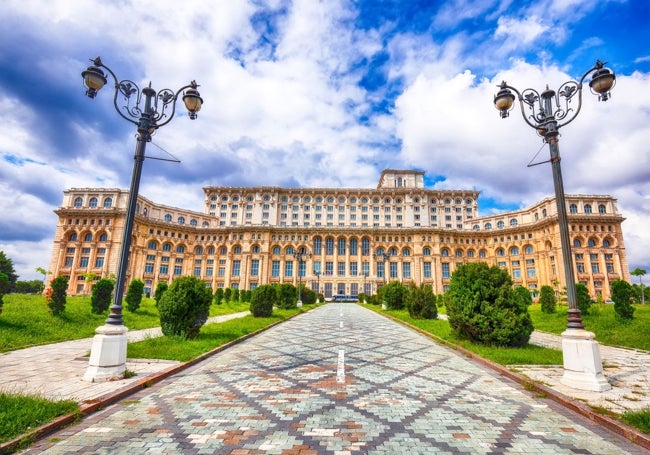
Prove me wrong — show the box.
[325,238,334,255]
[164,214,172,222]
[423,247,431,256]
[588,239,596,247]
[220,247,227,255]
[273,246,281,255]
[584,204,592,214]
[202,221,209,227]
[207,247,215,255]
[89,197,98,207]
[497,220,505,229]
[349,238,358,255]
[313,236,322,255]
[525,245,534,254]
[69,232,78,241]
[598,204,607,214]
[178,216,185,225]
[177,245,185,253]
[455,249,463,258]
[148,241,157,250]
[338,238,346,255]
[510,246,519,256]
[479,250,487,258]
[510,218,518,226]
[286,246,294,255]
[473,224,480,230]
[569,204,578,214]
[485,222,492,230]
[402,248,410,256]
[234,246,242,254]
[252,245,260,254]
[162,243,172,251]
[99,233,108,242]
[441,248,450,257]
[362,237,370,255]
[603,239,611,248]
[542,209,547,218]
[388,247,398,256]
[190,219,198,226]
[74,197,83,207]
[195,246,203,254]
[496,248,505,256]
[84,233,93,242]
[467,250,475,258]
[573,239,581,247]
[103,197,112,208]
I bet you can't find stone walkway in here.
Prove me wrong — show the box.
[18,304,648,454]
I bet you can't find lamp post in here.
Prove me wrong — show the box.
[494,60,615,392]
[294,248,312,307]
[362,272,368,303]
[314,270,321,303]
[81,57,203,382]
[374,250,390,286]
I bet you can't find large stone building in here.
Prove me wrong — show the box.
[48,169,629,299]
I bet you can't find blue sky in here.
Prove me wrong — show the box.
[1,0,649,280]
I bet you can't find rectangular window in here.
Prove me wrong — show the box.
[442,263,450,279]
[174,265,182,275]
[402,263,411,279]
[95,257,104,268]
[144,262,154,273]
[577,262,585,273]
[606,262,614,273]
[513,268,521,278]
[160,264,169,275]
[206,267,213,277]
[338,261,346,276]
[377,262,385,278]
[423,262,432,278]
[349,262,358,276]
[325,261,334,276]
[527,267,536,278]
[390,262,398,278]
[194,267,201,277]
[285,261,294,277]
[79,257,89,267]
[362,261,370,275]
[272,260,280,277]
[251,259,260,276]
[591,263,600,273]
[218,267,225,277]
[232,260,241,277]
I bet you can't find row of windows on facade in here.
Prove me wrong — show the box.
[210,204,472,214]
[208,194,476,205]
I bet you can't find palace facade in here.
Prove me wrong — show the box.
[47,169,630,299]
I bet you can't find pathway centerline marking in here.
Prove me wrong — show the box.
[337,349,345,383]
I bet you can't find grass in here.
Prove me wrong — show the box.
[529,303,650,351]
[127,308,303,361]
[376,307,564,366]
[621,408,650,433]
[0,392,79,444]
[0,295,249,352]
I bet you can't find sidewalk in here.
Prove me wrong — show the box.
[1,310,649,419]
[0,311,250,404]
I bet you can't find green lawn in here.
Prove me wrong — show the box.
[0,294,249,352]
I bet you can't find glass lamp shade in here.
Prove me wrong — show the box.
[82,66,107,92]
[182,88,203,117]
[494,87,515,111]
[589,68,615,95]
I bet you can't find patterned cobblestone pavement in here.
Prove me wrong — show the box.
[23,303,648,454]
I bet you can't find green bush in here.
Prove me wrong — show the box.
[0,272,8,312]
[48,276,68,316]
[250,285,275,317]
[233,288,240,302]
[214,288,224,305]
[276,283,297,309]
[90,279,114,314]
[446,262,533,347]
[381,281,407,310]
[611,279,635,320]
[299,286,317,305]
[539,285,556,314]
[154,282,168,305]
[156,276,212,339]
[515,286,533,307]
[405,284,438,319]
[125,279,145,312]
[576,283,592,315]
[224,288,232,302]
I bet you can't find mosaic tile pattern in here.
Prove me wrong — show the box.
[25,304,647,454]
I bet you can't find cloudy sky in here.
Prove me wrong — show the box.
[1,0,649,281]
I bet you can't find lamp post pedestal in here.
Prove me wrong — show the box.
[560,328,610,392]
[83,324,128,382]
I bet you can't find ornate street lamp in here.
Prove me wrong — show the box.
[494,60,615,392]
[81,56,203,382]
[314,270,321,303]
[294,247,312,307]
[374,250,390,286]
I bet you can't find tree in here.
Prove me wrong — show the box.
[48,276,69,316]
[446,262,533,347]
[13,280,43,294]
[631,268,646,305]
[224,287,232,303]
[611,279,635,320]
[36,267,49,293]
[214,288,224,305]
[405,283,438,319]
[575,283,592,315]
[276,283,297,309]
[125,279,145,312]
[381,281,408,310]
[0,251,18,292]
[539,285,556,314]
[154,282,168,305]
[157,276,212,339]
[250,285,275,317]
[233,288,240,302]
[81,271,99,294]
[91,279,114,314]
[514,286,533,308]
[0,272,8,313]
